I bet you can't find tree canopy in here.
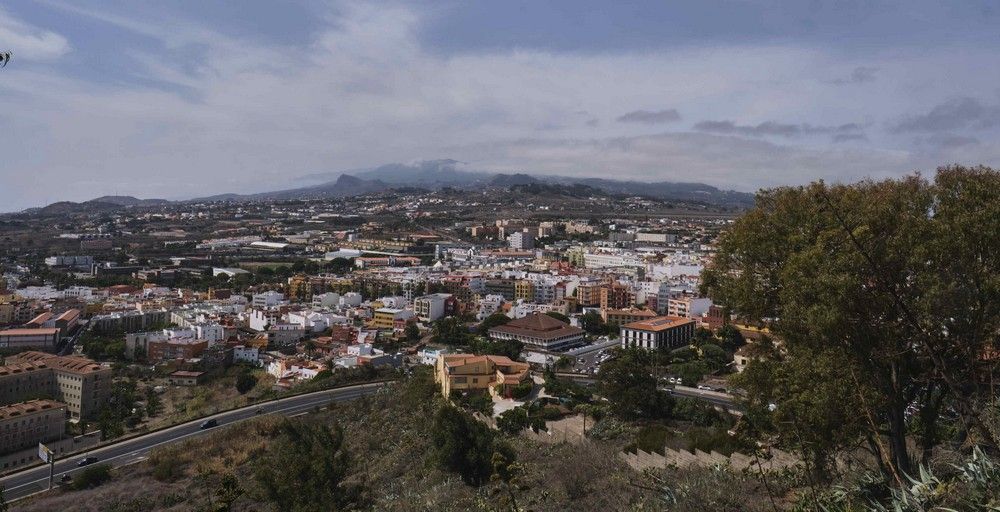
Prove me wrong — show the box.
[703,166,1000,483]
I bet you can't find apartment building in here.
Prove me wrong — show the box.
[576,284,603,307]
[667,297,713,319]
[414,293,453,322]
[371,308,414,330]
[0,352,112,419]
[251,291,286,308]
[0,400,67,455]
[600,284,634,310]
[620,316,696,351]
[484,279,515,301]
[90,309,169,334]
[514,280,535,301]
[602,307,659,327]
[507,231,535,251]
[147,339,208,362]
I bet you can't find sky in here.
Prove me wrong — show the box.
[1,0,1000,211]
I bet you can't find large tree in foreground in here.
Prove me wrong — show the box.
[703,166,1000,484]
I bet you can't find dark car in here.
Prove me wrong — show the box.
[60,474,73,484]
[200,419,218,429]
[77,456,99,467]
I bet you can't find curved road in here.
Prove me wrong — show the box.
[0,382,387,502]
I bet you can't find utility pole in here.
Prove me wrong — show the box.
[48,457,54,490]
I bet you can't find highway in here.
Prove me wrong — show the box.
[664,385,744,413]
[0,382,387,502]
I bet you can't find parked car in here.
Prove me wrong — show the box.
[200,419,218,429]
[77,456,99,467]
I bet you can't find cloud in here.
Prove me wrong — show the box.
[0,7,71,60]
[616,109,681,124]
[891,97,1000,133]
[446,131,915,190]
[2,2,999,210]
[916,133,979,149]
[832,133,868,143]
[694,120,863,138]
[828,66,878,85]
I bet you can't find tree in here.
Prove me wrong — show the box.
[404,322,420,342]
[252,420,360,511]
[431,405,500,486]
[144,387,161,417]
[716,324,745,352]
[98,379,141,440]
[477,313,511,335]
[700,343,731,371]
[702,167,1000,483]
[235,371,258,394]
[468,338,523,360]
[578,311,606,335]
[597,347,673,420]
[545,311,570,323]
[432,317,472,345]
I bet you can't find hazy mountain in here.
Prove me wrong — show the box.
[562,178,755,206]
[294,161,754,206]
[90,195,170,207]
[489,173,540,187]
[188,174,389,203]
[299,160,486,188]
[26,162,755,211]
[23,200,123,217]
[353,159,486,186]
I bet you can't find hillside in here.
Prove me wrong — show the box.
[12,373,781,512]
[90,196,170,207]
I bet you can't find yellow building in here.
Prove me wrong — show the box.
[370,308,414,330]
[435,353,530,398]
[603,307,659,327]
[514,280,535,301]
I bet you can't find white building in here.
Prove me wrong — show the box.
[233,345,261,365]
[667,297,713,319]
[507,231,535,250]
[476,294,506,321]
[414,293,451,322]
[252,291,286,308]
[248,309,280,332]
[312,292,341,308]
[340,292,363,307]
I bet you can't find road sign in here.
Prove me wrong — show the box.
[38,442,53,463]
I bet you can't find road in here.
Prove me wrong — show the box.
[664,385,744,413]
[0,382,387,502]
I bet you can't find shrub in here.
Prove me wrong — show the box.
[149,448,186,482]
[235,372,258,394]
[634,425,672,455]
[71,464,112,490]
[510,380,533,400]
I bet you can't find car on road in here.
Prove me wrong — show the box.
[60,474,73,484]
[77,456,99,467]
[200,419,218,429]
[255,407,264,415]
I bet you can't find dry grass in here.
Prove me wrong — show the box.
[14,375,794,512]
